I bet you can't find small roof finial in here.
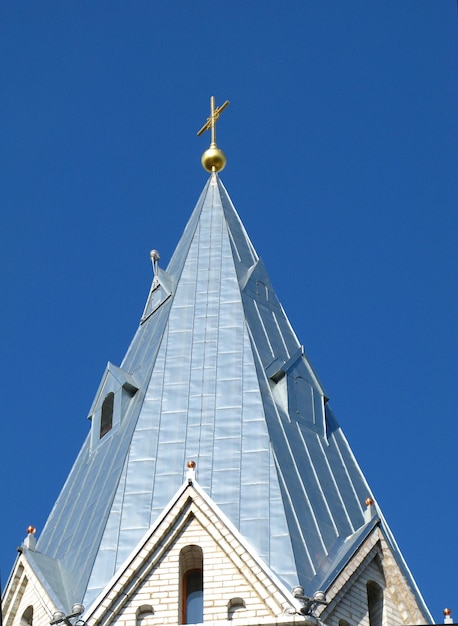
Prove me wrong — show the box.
[23,525,37,550]
[150,249,160,288]
[197,96,229,173]
[364,497,376,523]
[187,459,196,484]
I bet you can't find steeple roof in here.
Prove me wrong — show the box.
[31,174,428,617]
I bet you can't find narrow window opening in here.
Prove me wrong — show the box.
[21,606,33,626]
[180,545,203,624]
[100,392,114,438]
[367,581,383,626]
[184,569,203,624]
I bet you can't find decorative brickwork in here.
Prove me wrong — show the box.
[2,490,431,626]
[86,483,298,626]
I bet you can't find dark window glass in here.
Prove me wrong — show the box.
[100,392,114,438]
[184,570,203,624]
[21,606,33,626]
[367,581,383,626]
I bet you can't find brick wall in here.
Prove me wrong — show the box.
[110,514,282,625]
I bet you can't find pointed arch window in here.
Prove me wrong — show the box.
[100,392,114,438]
[180,545,203,624]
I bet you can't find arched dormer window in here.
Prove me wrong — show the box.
[367,581,383,626]
[21,606,33,626]
[100,392,114,438]
[180,545,203,624]
[339,620,351,626]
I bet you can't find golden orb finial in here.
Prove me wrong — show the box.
[201,145,227,173]
[197,96,229,172]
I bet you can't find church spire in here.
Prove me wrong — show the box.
[2,101,433,626]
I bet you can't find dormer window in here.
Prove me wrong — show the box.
[100,392,114,438]
[89,364,139,451]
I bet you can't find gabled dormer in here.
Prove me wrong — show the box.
[266,346,328,437]
[88,362,138,448]
[141,258,174,324]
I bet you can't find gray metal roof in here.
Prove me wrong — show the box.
[31,174,428,616]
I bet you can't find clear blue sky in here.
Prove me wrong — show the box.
[1,2,456,621]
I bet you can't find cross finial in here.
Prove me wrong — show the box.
[197,96,229,173]
[197,96,229,144]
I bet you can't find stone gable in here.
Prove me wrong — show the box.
[2,558,57,626]
[319,527,427,626]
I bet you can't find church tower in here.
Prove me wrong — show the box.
[2,99,432,626]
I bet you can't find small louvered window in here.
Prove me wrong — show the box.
[100,392,114,438]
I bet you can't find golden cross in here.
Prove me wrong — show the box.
[197,96,229,145]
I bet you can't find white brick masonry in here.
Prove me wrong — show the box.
[2,491,429,626]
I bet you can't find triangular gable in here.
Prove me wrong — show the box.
[87,362,139,417]
[2,552,61,626]
[141,267,174,323]
[317,525,431,625]
[85,480,303,626]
